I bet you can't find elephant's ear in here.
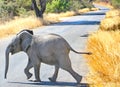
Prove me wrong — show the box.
[18,31,32,52]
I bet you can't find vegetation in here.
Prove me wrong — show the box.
[110,0,120,8]
[99,9,120,31]
[0,7,98,38]
[0,0,32,21]
[0,16,43,38]
[95,0,120,8]
[0,0,94,21]
[0,0,97,38]
[85,9,120,87]
[46,0,71,13]
[85,30,120,87]
[105,9,120,18]
[46,0,94,13]
[0,0,119,21]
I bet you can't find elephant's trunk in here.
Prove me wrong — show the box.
[5,44,11,79]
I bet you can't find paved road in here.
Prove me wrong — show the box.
[0,5,109,87]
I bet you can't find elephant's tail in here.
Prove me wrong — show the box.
[70,47,92,55]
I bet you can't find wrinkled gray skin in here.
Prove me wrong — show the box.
[5,30,91,84]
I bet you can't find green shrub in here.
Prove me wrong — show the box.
[46,0,94,13]
[0,0,95,21]
[0,0,16,21]
[0,0,32,21]
[111,0,120,8]
[94,0,120,8]
[46,0,71,13]
[70,0,94,10]
[69,0,85,11]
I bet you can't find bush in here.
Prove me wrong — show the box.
[0,0,32,21]
[94,0,120,8]
[69,0,84,11]
[0,0,95,22]
[46,0,71,13]
[0,1,16,21]
[46,0,94,13]
[111,0,120,8]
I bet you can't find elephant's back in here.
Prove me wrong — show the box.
[33,33,71,53]
[34,33,66,43]
[42,34,70,48]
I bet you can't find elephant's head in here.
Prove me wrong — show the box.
[5,30,33,79]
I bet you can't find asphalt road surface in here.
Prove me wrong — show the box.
[0,5,109,87]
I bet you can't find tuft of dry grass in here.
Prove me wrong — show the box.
[43,13,60,24]
[0,15,60,38]
[47,8,99,18]
[99,9,120,31]
[93,2,113,9]
[59,11,78,17]
[78,8,92,13]
[105,9,120,18]
[91,8,100,11]
[85,31,120,87]
[59,8,99,17]
[0,16,44,38]
[99,16,120,31]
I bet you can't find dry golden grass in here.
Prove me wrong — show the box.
[105,9,120,18]
[0,15,60,38]
[99,9,120,31]
[0,15,59,38]
[0,16,45,38]
[78,8,93,13]
[94,2,113,9]
[85,8,120,87]
[59,11,78,17]
[43,13,60,24]
[47,8,98,18]
[90,8,100,11]
[99,16,120,31]
[85,31,120,87]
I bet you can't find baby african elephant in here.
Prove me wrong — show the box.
[5,30,91,84]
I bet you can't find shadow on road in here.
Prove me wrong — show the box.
[80,34,90,37]
[53,10,108,26]
[81,12,105,16]
[54,21,100,26]
[9,81,89,87]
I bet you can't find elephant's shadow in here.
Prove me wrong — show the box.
[9,81,89,87]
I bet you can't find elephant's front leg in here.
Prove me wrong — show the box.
[49,66,59,82]
[24,58,33,79]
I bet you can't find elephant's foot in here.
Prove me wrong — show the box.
[29,79,41,82]
[76,76,82,84]
[33,79,41,82]
[27,73,33,79]
[48,77,56,82]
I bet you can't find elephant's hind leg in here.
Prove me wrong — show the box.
[24,58,33,79]
[67,68,82,84]
[49,66,59,82]
[58,55,82,84]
